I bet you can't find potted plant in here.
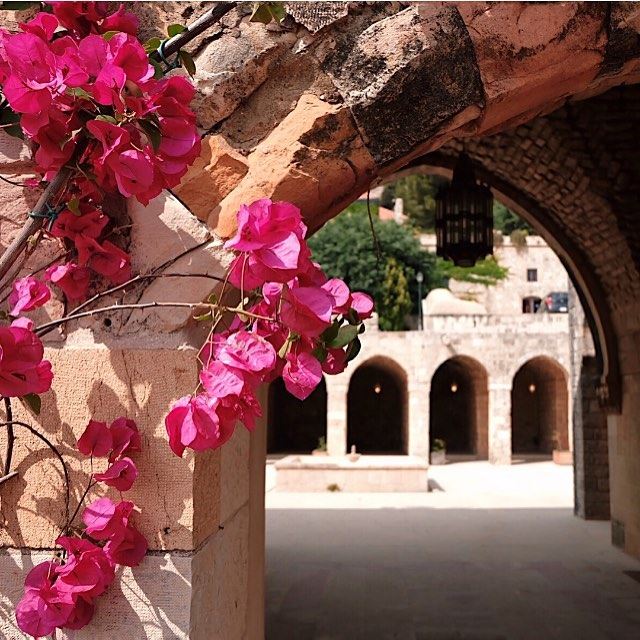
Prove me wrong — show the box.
[431,439,447,465]
[312,436,328,456]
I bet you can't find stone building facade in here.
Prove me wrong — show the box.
[269,235,574,468]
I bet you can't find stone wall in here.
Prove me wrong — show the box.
[321,313,572,465]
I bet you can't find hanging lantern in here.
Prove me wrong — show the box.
[435,152,494,267]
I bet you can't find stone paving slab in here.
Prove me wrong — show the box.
[266,462,640,639]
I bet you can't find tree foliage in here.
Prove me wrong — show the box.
[436,255,508,286]
[308,202,445,330]
[379,257,412,331]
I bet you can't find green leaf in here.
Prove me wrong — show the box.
[312,344,327,363]
[20,393,41,416]
[138,118,162,151]
[150,59,164,80]
[94,114,118,124]
[167,23,187,38]
[345,337,361,363]
[268,2,286,23]
[250,3,273,24]
[327,325,358,349]
[144,37,162,54]
[179,50,196,77]
[207,293,218,305]
[67,87,92,100]
[193,310,212,322]
[320,320,341,343]
[0,103,23,139]
[102,30,119,41]
[67,198,81,216]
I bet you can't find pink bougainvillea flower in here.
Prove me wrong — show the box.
[282,351,323,400]
[108,417,141,462]
[0,326,53,397]
[94,457,138,491]
[77,420,113,457]
[108,149,155,198]
[76,237,131,284]
[322,347,347,375]
[10,317,34,331]
[51,208,108,241]
[165,394,235,457]
[224,199,311,289]
[350,292,375,320]
[15,562,74,638]
[61,596,95,631]
[322,278,351,314]
[280,285,333,338]
[8,276,51,316]
[200,361,245,399]
[104,522,148,567]
[100,4,139,36]
[86,119,130,164]
[82,498,119,540]
[225,199,306,252]
[214,330,276,376]
[20,13,59,41]
[45,262,92,301]
[55,537,115,598]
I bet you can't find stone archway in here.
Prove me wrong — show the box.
[511,357,570,456]
[267,377,327,454]
[347,357,407,454]
[430,356,489,458]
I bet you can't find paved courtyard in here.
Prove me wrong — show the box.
[266,461,640,639]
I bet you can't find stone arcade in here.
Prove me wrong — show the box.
[2,3,640,638]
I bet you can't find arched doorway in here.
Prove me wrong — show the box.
[267,377,327,454]
[430,356,489,458]
[511,357,569,455]
[347,357,407,454]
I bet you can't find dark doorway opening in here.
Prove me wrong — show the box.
[347,358,407,454]
[511,357,569,454]
[267,377,327,454]
[430,356,489,457]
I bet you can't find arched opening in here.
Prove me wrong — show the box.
[430,356,489,458]
[347,357,407,454]
[511,357,569,456]
[267,377,327,454]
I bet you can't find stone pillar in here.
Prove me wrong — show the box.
[0,342,266,640]
[488,381,512,464]
[326,381,348,456]
[407,382,430,458]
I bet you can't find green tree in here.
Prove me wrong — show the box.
[493,200,533,235]
[436,255,508,286]
[381,174,446,231]
[379,257,411,331]
[308,202,445,330]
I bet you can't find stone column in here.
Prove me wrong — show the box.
[326,380,348,456]
[489,380,512,464]
[407,382,430,458]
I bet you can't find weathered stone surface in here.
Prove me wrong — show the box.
[322,5,483,166]
[459,2,607,134]
[172,136,249,221]
[125,192,232,333]
[192,17,297,130]
[210,93,375,238]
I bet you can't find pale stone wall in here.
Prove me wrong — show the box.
[322,313,571,465]
[421,234,569,315]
